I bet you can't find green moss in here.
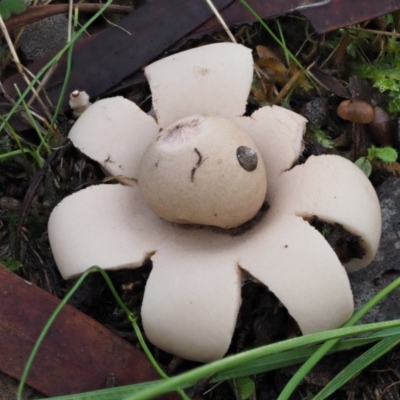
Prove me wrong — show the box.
[354,36,400,115]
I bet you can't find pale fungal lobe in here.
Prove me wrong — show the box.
[144,42,254,128]
[49,42,382,362]
[68,96,159,184]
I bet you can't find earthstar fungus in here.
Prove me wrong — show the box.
[48,43,382,362]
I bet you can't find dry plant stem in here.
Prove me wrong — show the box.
[68,0,73,41]
[273,62,314,105]
[204,0,237,43]
[24,66,55,113]
[0,81,55,142]
[203,0,261,79]
[371,160,400,176]
[27,63,58,110]
[4,4,132,36]
[25,107,63,143]
[352,123,363,161]
[345,26,400,38]
[0,27,24,77]
[25,0,76,109]
[14,144,68,260]
[319,33,352,69]
[0,14,53,121]
[101,13,132,36]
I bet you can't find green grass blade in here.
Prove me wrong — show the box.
[213,327,400,382]
[313,334,400,400]
[41,380,167,400]
[212,336,381,381]
[13,84,51,155]
[238,0,302,69]
[50,8,78,129]
[130,318,190,400]
[18,266,188,400]
[0,0,114,136]
[40,334,394,400]
[17,267,99,400]
[276,20,290,67]
[278,275,400,400]
[117,320,400,400]
[0,114,43,165]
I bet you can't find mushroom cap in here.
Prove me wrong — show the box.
[138,115,267,228]
[337,99,374,124]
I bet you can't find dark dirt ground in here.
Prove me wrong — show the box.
[1,1,400,399]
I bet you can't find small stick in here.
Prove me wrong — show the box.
[204,0,237,43]
[0,14,54,121]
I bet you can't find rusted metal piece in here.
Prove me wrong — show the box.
[0,264,178,398]
[301,0,400,33]
[4,4,132,36]
[3,0,400,130]
[190,0,325,39]
[2,0,235,111]
[195,0,400,35]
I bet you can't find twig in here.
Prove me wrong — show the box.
[345,26,400,38]
[15,143,69,261]
[273,62,315,105]
[0,14,55,122]
[204,0,236,43]
[4,4,132,36]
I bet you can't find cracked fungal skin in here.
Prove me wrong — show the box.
[138,115,267,229]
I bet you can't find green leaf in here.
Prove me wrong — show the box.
[367,146,398,162]
[0,0,26,20]
[355,157,372,177]
[310,126,333,149]
[0,258,22,271]
[230,377,255,400]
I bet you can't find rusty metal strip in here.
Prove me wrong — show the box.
[2,0,235,111]
[0,264,178,398]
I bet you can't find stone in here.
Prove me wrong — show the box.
[350,177,400,323]
[19,15,68,63]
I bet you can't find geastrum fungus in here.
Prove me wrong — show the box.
[48,43,381,363]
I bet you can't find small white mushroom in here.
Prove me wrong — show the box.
[138,115,267,228]
[69,90,92,118]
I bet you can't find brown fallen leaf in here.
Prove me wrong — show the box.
[310,66,350,98]
[193,0,400,36]
[255,45,290,87]
[301,0,400,33]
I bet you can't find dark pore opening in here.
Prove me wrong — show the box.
[306,215,366,264]
[227,270,300,355]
